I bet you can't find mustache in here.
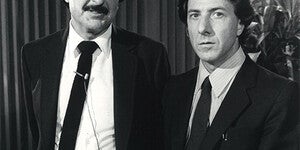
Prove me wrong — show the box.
[83,5,109,14]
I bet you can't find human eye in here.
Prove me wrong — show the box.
[188,12,200,20]
[211,11,225,19]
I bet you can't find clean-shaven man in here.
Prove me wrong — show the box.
[163,0,299,149]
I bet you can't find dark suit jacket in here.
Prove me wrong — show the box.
[163,56,299,150]
[21,25,170,150]
[256,52,278,74]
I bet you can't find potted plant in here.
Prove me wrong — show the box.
[250,0,300,81]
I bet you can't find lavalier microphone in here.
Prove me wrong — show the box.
[74,71,89,80]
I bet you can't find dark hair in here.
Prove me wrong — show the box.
[62,0,68,8]
[177,0,254,28]
[62,0,125,8]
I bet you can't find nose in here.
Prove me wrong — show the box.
[197,17,213,36]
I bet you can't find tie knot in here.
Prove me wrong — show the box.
[201,76,211,90]
[77,41,98,55]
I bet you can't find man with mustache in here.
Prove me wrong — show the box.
[21,0,169,149]
[162,0,299,149]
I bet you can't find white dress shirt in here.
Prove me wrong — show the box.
[247,51,261,62]
[55,22,115,150]
[187,47,246,139]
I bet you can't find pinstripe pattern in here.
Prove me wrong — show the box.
[1,0,197,149]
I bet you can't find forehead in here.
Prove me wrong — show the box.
[187,0,234,12]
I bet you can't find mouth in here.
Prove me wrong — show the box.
[199,41,215,45]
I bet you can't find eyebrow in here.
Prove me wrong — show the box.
[187,7,228,14]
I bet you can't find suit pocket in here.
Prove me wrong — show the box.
[219,126,262,150]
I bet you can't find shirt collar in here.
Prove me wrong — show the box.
[197,47,246,97]
[67,21,112,58]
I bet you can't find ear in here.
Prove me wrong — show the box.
[186,27,189,37]
[237,20,244,36]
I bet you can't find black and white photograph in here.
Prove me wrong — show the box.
[0,0,299,150]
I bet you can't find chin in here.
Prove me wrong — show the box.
[198,54,220,64]
[87,22,109,32]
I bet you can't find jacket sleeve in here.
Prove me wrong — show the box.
[153,44,171,92]
[21,45,39,149]
[137,39,170,150]
[259,81,299,150]
[147,42,170,150]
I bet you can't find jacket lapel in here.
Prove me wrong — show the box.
[170,68,199,150]
[200,56,258,150]
[111,26,137,150]
[38,25,140,149]
[40,28,68,148]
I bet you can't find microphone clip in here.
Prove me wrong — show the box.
[74,71,89,80]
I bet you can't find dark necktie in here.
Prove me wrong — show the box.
[186,76,212,150]
[59,41,98,150]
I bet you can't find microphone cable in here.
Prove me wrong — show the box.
[74,71,101,150]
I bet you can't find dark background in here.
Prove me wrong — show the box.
[1,0,299,150]
[0,0,196,149]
